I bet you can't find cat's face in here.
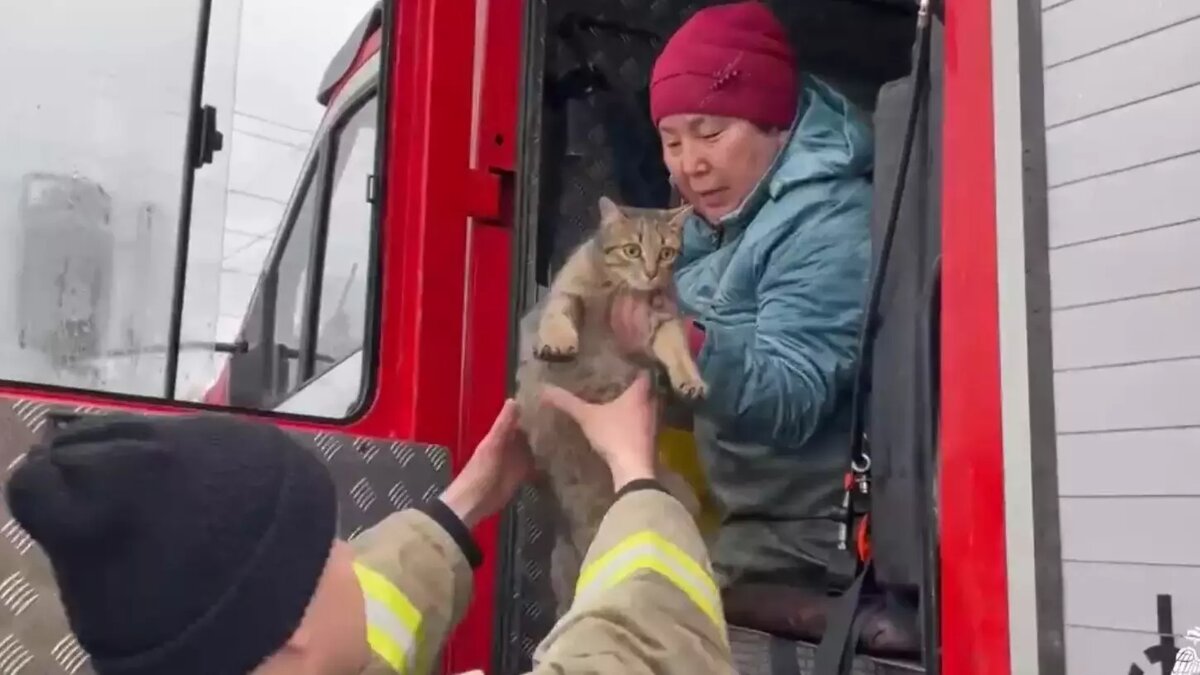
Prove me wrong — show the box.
[594,196,691,292]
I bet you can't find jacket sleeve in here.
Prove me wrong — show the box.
[531,482,735,674]
[695,185,871,448]
[350,500,481,675]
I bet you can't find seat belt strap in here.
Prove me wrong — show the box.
[814,561,872,675]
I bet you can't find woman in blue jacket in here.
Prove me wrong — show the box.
[612,1,873,587]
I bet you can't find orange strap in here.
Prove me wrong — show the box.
[855,514,872,562]
[843,472,872,562]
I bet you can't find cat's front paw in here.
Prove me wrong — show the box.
[534,320,579,361]
[672,373,708,402]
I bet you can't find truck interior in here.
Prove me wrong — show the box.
[500,0,943,673]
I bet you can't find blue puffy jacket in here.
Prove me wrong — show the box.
[674,75,873,581]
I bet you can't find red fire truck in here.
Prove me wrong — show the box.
[2,0,1194,673]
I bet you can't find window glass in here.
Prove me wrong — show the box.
[0,0,221,396]
[0,0,383,420]
[223,90,379,415]
[269,171,321,399]
[222,159,320,410]
[204,0,382,417]
[313,99,377,383]
[173,0,243,402]
[212,0,379,356]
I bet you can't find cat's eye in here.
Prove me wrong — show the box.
[622,244,642,258]
[659,248,678,262]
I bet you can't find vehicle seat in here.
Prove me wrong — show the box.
[724,581,922,659]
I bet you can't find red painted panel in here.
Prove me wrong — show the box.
[940,0,1012,673]
[451,219,513,671]
[375,0,472,445]
[474,0,519,175]
[444,0,522,671]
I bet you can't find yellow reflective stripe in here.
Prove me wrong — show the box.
[365,620,409,674]
[354,562,425,674]
[574,530,726,636]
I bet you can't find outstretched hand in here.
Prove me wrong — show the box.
[440,400,533,528]
[540,371,658,490]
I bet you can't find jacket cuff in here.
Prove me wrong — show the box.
[615,478,670,501]
[687,319,706,357]
[422,499,484,569]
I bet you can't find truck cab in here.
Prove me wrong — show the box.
[1,0,1195,673]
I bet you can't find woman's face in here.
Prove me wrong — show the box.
[658,113,786,224]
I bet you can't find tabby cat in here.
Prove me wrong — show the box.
[515,195,706,617]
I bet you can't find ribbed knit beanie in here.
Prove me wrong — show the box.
[650,1,798,130]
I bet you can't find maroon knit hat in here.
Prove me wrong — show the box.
[650,1,798,130]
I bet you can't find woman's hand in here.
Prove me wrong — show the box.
[610,291,689,355]
[610,292,704,358]
[609,292,656,355]
[541,372,658,490]
[440,400,533,528]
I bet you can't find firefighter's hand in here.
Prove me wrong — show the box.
[540,371,657,490]
[440,400,532,529]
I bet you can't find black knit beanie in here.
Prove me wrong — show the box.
[4,413,338,675]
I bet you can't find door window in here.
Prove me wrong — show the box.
[224,90,379,415]
[314,99,377,383]
[270,171,320,397]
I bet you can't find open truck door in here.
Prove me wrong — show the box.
[497,1,941,673]
[491,0,1194,672]
[0,0,507,672]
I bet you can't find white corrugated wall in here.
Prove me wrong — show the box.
[1039,0,1200,671]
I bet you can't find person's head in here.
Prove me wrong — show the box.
[5,414,369,675]
[254,539,367,675]
[650,1,798,223]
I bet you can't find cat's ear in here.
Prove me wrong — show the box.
[598,195,624,225]
[666,202,694,231]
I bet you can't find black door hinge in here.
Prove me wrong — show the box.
[192,104,224,169]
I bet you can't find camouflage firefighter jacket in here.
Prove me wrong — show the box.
[349,484,734,674]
